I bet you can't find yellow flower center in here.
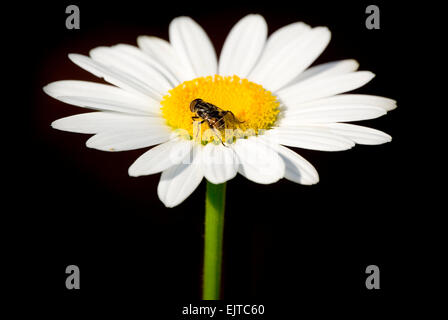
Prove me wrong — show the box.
[160,75,279,144]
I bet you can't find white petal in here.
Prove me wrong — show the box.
[137,36,195,82]
[280,104,386,124]
[157,146,203,208]
[90,46,173,93]
[288,59,359,85]
[86,127,171,151]
[254,22,311,69]
[277,71,375,106]
[265,142,319,185]
[129,139,193,177]
[169,16,218,77]
[68,54,162,100]
[51,112,166,134]
[202,143,238,184]
[290,94,397,112]
[249,27,331,92]
[113,44,180,87]
[44,80,161,116]
[312,123,392,145]
[218,14,267,78]
[266,126,355,151]
[233,137,284,184]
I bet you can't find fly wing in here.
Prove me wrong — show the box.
[199,101,243,129]
[222,110,244,128]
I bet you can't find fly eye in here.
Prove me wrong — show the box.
[189,101,196,112]
[190,99,201,112]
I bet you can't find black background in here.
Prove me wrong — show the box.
[4,0,444,317]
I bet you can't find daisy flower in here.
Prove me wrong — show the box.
[44,14,395,207]
[44,13,396,300]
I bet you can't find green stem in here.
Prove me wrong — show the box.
[202,181,226,300]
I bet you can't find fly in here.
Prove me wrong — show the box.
[190,98,244,146]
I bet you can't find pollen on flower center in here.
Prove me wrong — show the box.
[160,75,280,143]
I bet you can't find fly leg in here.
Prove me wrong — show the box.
[213,117,232,146]
[192,116,205,143]
[205,121,226,147]
[210,127,227,147]
[217,112,244,144]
